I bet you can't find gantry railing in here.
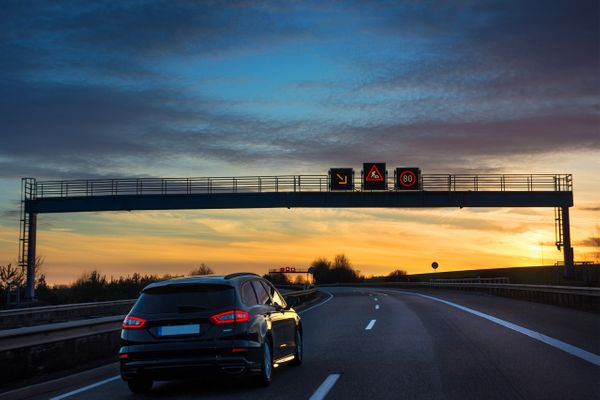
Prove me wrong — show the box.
[23,174,572,199]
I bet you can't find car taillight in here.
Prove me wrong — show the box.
[122,315,147,329]
[210,310,250,325]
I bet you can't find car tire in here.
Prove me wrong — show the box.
[290,329,303,366]
[253,340,273,387]
[127,377,153,393]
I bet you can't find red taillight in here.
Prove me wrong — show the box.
[119,353,129,359]
[122,315,146,329]
[231,348,248,353]
[210,310,250,325]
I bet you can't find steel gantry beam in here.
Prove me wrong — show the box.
[18,174,575,301]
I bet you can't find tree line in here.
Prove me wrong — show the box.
[0,263,215,307]
[0,257,407,307]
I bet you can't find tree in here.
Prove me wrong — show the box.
[263,273,290,285]
[0,263,24,289]
[594,225,600,263]
[189,263,214,276]
[310,254,359,284]
[386,269,408,282]
[71,270,108,302]
[310,257,331,284]
[0,263,25,304]
[34,256,45,287]
[333,254,351,269]
[329,253,359,283]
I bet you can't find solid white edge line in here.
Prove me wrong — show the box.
[48,291,335,400]
[365,319,376,330]
[309,373,341,400]
[298,291,334,315]
[49,376,120,400]
[391,290,600,367]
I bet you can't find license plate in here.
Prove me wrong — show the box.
[157,324,200,336]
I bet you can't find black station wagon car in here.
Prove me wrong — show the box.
[119,273,303,393]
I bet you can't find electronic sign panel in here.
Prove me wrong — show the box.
[329,168,354,191]
[395,167,420,190]
[363,162,387,190]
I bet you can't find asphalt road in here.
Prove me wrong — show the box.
[6,287,600,400]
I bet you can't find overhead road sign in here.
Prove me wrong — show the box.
[17,173,575,301]
[329,168,354,191]
[395,168,420,190]
[363,163,387,190]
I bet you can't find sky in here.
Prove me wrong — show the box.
[0,0,598,284]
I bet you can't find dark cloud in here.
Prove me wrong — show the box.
[354,1,599,119]
[0,0,313,80]
[578,237,600,247]
[0,210,19,218]
[0,0,597,180]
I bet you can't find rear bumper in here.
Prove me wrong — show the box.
[119,341,262,380]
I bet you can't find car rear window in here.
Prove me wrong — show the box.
[132,283,235,314]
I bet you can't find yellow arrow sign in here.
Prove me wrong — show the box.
[336,174,348,185]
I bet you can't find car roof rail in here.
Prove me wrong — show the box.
[224,272,261,280]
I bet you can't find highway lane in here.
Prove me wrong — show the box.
[10,287,600,400]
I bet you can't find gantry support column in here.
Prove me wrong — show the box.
[562,206,574,279]
[24,213,37,302]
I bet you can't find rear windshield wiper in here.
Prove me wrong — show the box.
[177,305,207,313]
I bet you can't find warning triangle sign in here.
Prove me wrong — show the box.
[365,164,384,181]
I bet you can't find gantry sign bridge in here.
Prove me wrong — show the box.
[19,171,574,301]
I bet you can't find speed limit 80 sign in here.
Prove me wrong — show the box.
[395,167,420,190]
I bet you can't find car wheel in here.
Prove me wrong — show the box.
[290,329,303,366]
[127,377,153,393]
[253,340,273,386]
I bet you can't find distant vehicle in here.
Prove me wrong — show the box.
[119,273,303,393]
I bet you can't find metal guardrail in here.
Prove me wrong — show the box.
[27,174,572,199]
[0,299,135,318]
[320,282,600,312]
[322,281,600,295]
[427,282,600,296]
[0,299,136,330]
[0,289,319,352]
[0,315,124,352]
[430,277,511,284]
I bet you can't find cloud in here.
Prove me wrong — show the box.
[578,237,600,248]
[0,210,19,218]
[0,0,597,180]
